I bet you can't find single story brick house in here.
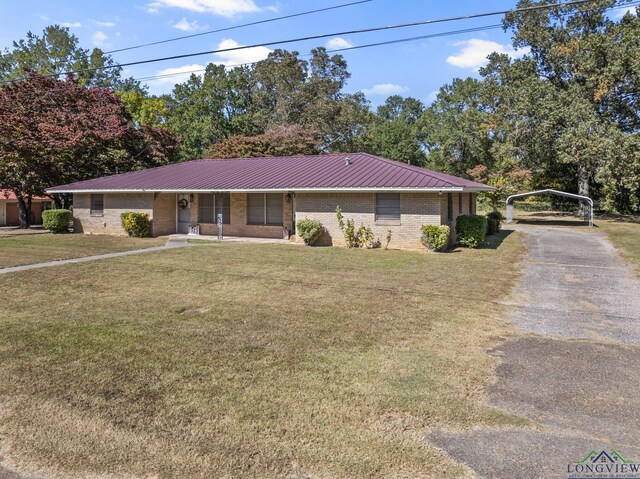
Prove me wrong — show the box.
[0,190,52,226]
[46,153,492,249]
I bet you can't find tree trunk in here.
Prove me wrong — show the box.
[15,193,31,229]
[577,164,590,218]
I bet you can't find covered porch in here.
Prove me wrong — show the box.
[153,191,295,239]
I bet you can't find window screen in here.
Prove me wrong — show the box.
[90,194,104,215]
[459,193,463,214]
[247,193,265,225]
[376,193,400,222]
[469,194,473,214]
[265,194,283,225]
[447,193,453,221]
[198,193,214,223]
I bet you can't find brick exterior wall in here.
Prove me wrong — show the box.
[294,192,443,250]
[73,193,154,235]
[71,191,479,248]
[152,193,176,236]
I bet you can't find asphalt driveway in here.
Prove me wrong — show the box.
[429,224,640,479]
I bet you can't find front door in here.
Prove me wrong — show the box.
[177,194,191,233]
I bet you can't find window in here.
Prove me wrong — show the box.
[41,202,53,211]
[469,194,473,214]
[459,193,463,214]
[447,193,453,221]
[375,193,401,223]
[247,193,283,225]
[198,193,230,224]
[90,194,104,216]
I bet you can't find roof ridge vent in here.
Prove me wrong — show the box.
[344,157,351,166]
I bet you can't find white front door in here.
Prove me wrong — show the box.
[0,201,5,226]
[177,194,191,233]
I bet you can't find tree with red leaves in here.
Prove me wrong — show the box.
[0,72,178,228]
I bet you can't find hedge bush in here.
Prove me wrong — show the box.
[487,217,499,235]
[120,212,151,237]
[296,218,324,245]
[487,210,502,234]
[455,215,487,248]
[420,225,450,252]
[42,209,72,234]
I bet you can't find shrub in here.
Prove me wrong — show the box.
[385,229,392,250]
[487,210,502,234]
[455,215,488,248]
[420,225,450,252]
[42,209,72,234]
[297,218,325,245]
[335,206,380,248]
[120,212,151,237]
[487,218,499,235]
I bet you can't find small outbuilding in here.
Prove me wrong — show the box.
[0,190,52,227]
[47,153,493,249]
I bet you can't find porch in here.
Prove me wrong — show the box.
[154,192,295,239]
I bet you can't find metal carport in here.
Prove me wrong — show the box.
[505,189,593,227]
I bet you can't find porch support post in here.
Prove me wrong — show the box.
[217,193,223,240]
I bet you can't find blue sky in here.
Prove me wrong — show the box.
[1,1,634,106]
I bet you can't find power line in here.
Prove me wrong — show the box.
[130,0,639,85]
[0,0,601,84]
[106,0,373,54]
[133,24,504,83]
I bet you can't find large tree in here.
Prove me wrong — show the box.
[0,25,130,88]
[0,73,177,227]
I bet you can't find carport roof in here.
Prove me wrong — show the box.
[47,152,493,193]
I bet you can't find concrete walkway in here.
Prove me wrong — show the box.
[429,224,640,478]
[0,237,192,276]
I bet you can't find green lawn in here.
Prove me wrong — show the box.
[0,233,165,269]
[0,232,526,478]
[597,219,640,273]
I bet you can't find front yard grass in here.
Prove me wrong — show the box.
[0,233,165,269]
[597,218,640,273]
[0,231,525,478]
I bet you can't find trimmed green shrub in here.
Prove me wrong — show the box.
[487,218,499,235]
[487,210,502,234]
[297,218,325,245]
[42,209,72,234]
[456,215,488,248]
[420,225,450,252]
[120,212,151,238]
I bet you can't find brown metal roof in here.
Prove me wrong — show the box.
[47,153,492,193]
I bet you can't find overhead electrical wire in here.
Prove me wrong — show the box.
[106,0,374,54]
[0,0,603,84]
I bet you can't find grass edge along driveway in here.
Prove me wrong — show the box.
[0,230,526,478]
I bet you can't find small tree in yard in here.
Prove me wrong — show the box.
[0,72,178,228]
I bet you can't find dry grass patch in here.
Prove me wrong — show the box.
[0,234,165,269]
[596,218,640,273]
[0,231,525,478]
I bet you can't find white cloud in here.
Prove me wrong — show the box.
[60,21,81,27]
[325,37,354,50]
[94,20,116,27]
[213,38,271,67]
[147,0,263,17]
[172,17,206,31]
[446,39,529,70]
[91,31,110,47]
[151,64,206,84]
[613,5,637,18]
[362,83,409,97]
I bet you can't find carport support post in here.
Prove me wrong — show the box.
[217,194,223,240]
[506,203,513,223]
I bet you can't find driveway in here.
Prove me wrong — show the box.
[429,224,640,479]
